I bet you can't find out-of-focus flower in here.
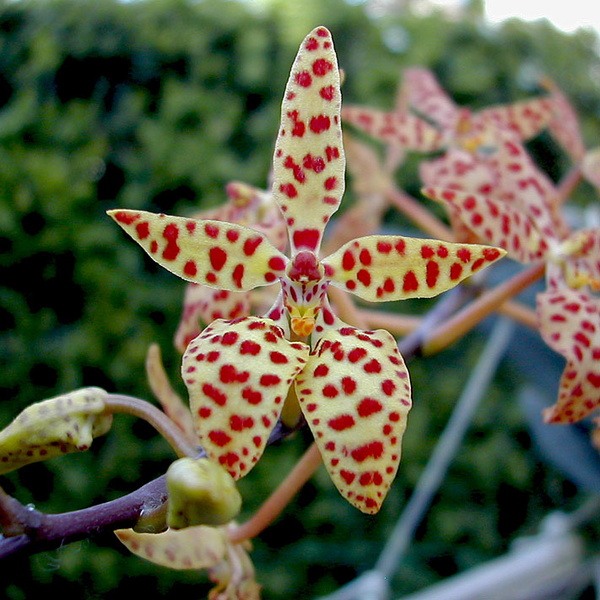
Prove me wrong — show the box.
[343,67,555,168]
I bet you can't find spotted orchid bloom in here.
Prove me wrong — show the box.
[422,127,600,292]
[175,181,287,352]
[109,27,505,513]
[343,67,555,167]
[537,287,600,424]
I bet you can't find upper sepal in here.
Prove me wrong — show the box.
[272,26,345,255]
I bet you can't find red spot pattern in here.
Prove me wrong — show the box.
[182,317,309,481]
[295,325,411,513]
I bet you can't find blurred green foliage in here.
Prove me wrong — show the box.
[1,0,600,598]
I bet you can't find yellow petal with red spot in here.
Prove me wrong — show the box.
[537,288,600,423]
[424,187,548,264]
[342,105,444,153]
[108,210,288,291]
[295,325,411,514]
[323,233,505,302]
[182,317,309,480]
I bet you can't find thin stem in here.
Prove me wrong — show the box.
[228,442,322,544]
[557,165,582,206]
[497,298,538,330]
[105,394,199,459]
[423,262,545,355]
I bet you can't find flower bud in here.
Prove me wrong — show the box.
[167,458,241,528]
[0,387,112,474]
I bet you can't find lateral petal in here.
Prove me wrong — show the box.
[295,325,411,514]
[182,317,309,480]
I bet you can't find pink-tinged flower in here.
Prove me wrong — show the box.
[174,182,286,352]
[109,27,505,513]
[422,132,600,291]
[421,129,571,243]
[537,287,600,423]
[343,67,555,165]
[539,77,600,197]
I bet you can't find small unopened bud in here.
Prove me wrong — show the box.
[167,458,241,528]
[0,387,112,474]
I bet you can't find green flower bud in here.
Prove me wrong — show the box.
[167,458,241,528]
[0,387,112,474]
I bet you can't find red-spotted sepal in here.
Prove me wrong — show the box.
[322,234,506,302]
[182,317,309,479]
[295,319,411,514]
[108,210,288,291]
[272,26,345,255]
[476,97,554,142]
[403,68,459,131]
[404,68,554,144]
[537,288,600,423]
[423,187,550,264]
[542,77,587,163]
[341,105,444,154]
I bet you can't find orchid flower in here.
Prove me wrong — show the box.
[109,27,505,513]
[175,181,287,352]
[423,135,600,430]
[342,67,555,168]
[422,128,600,291]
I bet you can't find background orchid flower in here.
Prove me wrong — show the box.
[342,67,555,170]
[174,181,287,352]
[109,26,505,513]
[403,68,556,152]
[422,126,600,292]
[421,128,571,241]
